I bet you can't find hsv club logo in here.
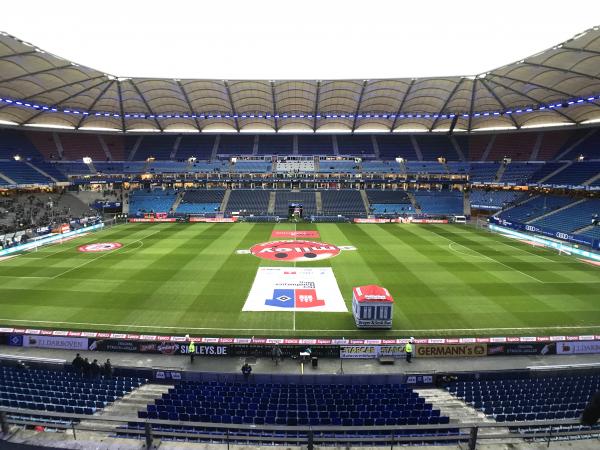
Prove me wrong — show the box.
[78,242,123,253]
[250,240,341,262]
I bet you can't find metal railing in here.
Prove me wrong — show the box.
[2,406,600,449]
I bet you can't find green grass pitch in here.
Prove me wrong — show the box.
[0,222,599,338]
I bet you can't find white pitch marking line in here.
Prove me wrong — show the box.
[51,228,162,280]
[434,229,545,283]
[1,318,600,333]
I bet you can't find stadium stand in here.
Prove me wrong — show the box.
[497,195,573,223]
[29,161,68,181]
[24,131,59,160]
[136,380,448,429]
[0,365,146,418]
[336,135,375,156]
[274,191,317,216]
[530,198,600,232]
[132,136,177,160]
[176,190,225,214]
[536,130,571,161]
[469,190,521,210]
[226,190,270,214]
[318,160,358,173]
[543,161,600,186]
[258,135,294,155]
[94,162,125,174]
[275,159,315,172]
[487,132,537,161]
[231,160,272,173]
[148,161,190,174]
[175,135,216,160]
[102,134,126,160]
[297,135,333,155]
[129,189,177,214]
[414,135,459,161]
[361,160,401,173]
[464,134,492,161]
[0,130,43,160]
[376,135,416,160]
[321,190,366,216]
[559,128,600,160]
[58,133,106,161]
[446,372,600,423]
[413,191,464,215]
[406,161,447,174]
[366,190,413,215]
[499,162,544,184]
[124,136,140,161]
[218,135,254,155]
[469,163,500,182]
[0,161,55,185]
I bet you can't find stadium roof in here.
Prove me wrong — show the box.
[1,27,600,134]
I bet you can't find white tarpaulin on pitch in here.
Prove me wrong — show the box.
[243,267,348,312]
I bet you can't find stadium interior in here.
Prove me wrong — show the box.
[1,18,600,450]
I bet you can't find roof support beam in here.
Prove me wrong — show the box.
[559,46,600,57]
[0,64,73,84]
[0,50,42,60]
[489,73,600,112]
[521,61,600,84]
[390,79,415,132]
[176,80,202,132]
[429,79,463,131]
[351,80,368,132]
[75,80,115,129]
[0,75,107,114]
[117,81,126,133]
[313,81,321,132]
[130,80,163,132]
[486,78,575,123]
[20,78,110,126]
[467,79,478,132]
[479,78,520,129]
[270,81,278,132]
[223,81,239,132]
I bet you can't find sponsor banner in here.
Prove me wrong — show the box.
[271,230,320,238]
[487,342,556,356]
[340,345,406,359]
[78,242,123,253]
[0,223,104,257]
[155,370,182,381]
[243,267,347,312]
[489,217,599,249]
[128,218,177,223]
[21,335,89,350]
[189,217,238,223]
[416,343,487,358]
[354,218,390,224]
[250,240,340,262]
[557,341,600,355]
[410,219,449,224]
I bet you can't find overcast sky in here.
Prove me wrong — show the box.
[2,0,600,79]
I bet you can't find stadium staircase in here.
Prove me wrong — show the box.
[360,190,370,214]
[219,189,231,213]
[171,136,181,160]
[268,191,276,214]
[537,161,571,184]
[494,163,507,182]
[97,135,113,161]
[463,191,471,216]
[527,198,587,224]
[371,135,380,159]
[315,191,323,215]
[77,384,172,433]
[25,161,59,183]
[583,171,600,186]
[406,192,421,213]
[171,191,184,212]
[480,135,496,161]
[409,135,423,161]
[126,136,142,161]
[0,170,16,185]
[398,159,407,175]
[210,135,220,160]
[450,136,466,161]
[415,389,511,441]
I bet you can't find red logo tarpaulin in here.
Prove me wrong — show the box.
[250,240,341,262]
[78,242,123,253]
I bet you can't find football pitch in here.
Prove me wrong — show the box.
[0,222,599,338]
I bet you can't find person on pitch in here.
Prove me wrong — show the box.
[405,338,414,363]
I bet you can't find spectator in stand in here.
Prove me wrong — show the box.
[241,362,252,381]
[72,353,84,374]
[103,359,113,378]
[90,359,101,378]
[82,357,91,378]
